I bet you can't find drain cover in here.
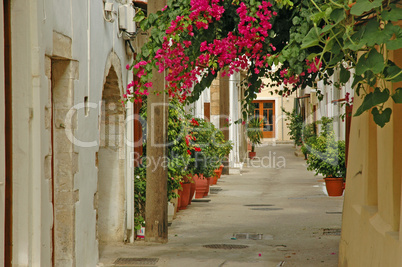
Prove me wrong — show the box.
[203,244,249,249]
[114,257,159,265]
[326,211,342,214]
[250,207,283,211]
[210,187,223,194]
[234,233,263,240]
[244,204,274,207]
[322,228,341,236]
[210,187,222,191]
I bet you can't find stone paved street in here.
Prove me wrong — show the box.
[99,144,343,267]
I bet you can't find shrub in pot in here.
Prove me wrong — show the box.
[247,117,263,159]
[301,122,317,159]
[282,108,303,146]
[187,117,232,194]
[306,123,346,196]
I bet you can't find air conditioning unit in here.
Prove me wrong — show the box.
[119,4,136,34]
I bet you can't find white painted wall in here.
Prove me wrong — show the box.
[315,68,354,140]
[0,0,5,264]
[10,0,134,266]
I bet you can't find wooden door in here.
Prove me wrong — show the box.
[252,100,275,138]
[204,102,210,122]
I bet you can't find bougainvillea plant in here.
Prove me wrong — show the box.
[127,0,281,120]
[126,0,402,127]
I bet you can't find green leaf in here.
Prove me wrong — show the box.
[325,7,333,18]
[354,88,390,116]
[330,8,345,24]
[339,65,351,84]
[384,62,402,82]
[366,50,385,74]
[133,10,145,22]
[310,11,326,24]
[352,74,364,90]
[355,53,369,75]
[343,25,366,50]
[350,0,382,16]
[322,24,336,33]
[371,107,392,128]
[387,38,402,50]
[363,70,377,87]
[148,13,158,25]
[392,88,402,103]
[328,52,344,66]
[301,27,322,49]
[142,46,150,58]
[381,4,402,22]
[139,19,150,31]
[355,50,384,75]
[292,16,301,25]
[360,20,380,47]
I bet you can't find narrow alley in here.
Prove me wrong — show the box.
[99,144,343,267]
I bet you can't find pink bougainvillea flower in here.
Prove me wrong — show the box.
[137,69,145,78]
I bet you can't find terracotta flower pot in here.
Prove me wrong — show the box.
[179,182,191,210]
[177,188,183,211]
[194,174,208,199]
[212,171,219,185]
[324,177,344,196]
[249,151,256,159]
[188,181,196,204]
[214,169,221,184]
[218,164,224,178]
[208,175,215,186]
[204,177,211,197]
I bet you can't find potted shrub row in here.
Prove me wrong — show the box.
[134,98,233,235]
[187,117,233,198]
[305,117,346,196]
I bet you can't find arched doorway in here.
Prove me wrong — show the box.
[97,65,126,244]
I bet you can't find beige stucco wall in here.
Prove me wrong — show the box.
[338,48,402,266]
[257,78,296,141]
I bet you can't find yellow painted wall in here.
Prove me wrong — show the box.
[338,46,402,266]
[257,78,296,141]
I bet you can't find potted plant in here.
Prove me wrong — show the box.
[247,117,263,159]
[306,118,346,196]
[282,108,303,147]
[301,122,317,160]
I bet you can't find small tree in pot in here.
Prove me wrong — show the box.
[247,117,263,159]
[306,118,346,196]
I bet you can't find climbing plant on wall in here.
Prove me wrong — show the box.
[125,0,402,127]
